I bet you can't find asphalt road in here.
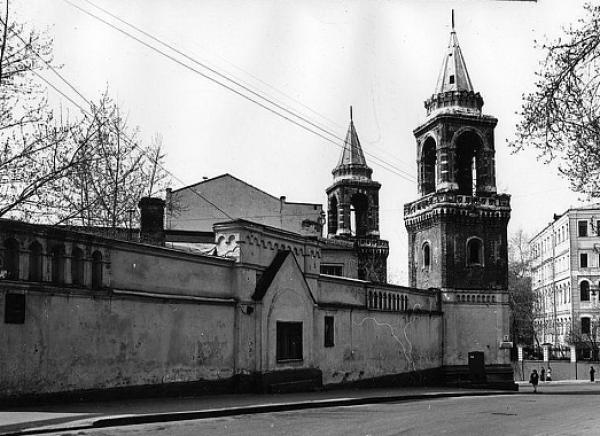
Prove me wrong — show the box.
[38,392,600,436]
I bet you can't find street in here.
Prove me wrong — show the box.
[33,388,600,436]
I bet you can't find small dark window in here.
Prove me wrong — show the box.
[71,247,84,286]
[580,253,588,268]
[320,264,343,276]
[580,281,590,301]
[91,251,103,289]
[51,245,65,284]
[2,238,20,280]
[29,242,43,282]
[423,243,431,268]
[324,316,334,347]
[582,317,591,335]
[596,220,600,236]
[5,293,25,324]
[578,220,588,237]
[449,74,455,84]
[276,321,303,361]
[467,238,483,265]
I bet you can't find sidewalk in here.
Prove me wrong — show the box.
[0,386,517,436]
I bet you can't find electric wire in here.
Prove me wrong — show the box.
[76,0,417,180]
[63,0,416,182]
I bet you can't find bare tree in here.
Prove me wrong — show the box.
[510,3,600,199]
[0,1,86,222]
[508,230,536,348]
[62,91,170,230]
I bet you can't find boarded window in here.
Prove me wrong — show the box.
[276,321,303,361]
[324,316,334,347]
[5,293,25,324]
[578,220,588,237]
[582,317,591,335]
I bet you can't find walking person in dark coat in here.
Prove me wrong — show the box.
[591,366,595,382]
[540,367,546,382]
[530,369,539,393]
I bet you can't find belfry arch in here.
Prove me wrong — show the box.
[454,130,483,196]
[420,137,437,195]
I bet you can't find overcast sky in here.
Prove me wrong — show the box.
[21,0,591,284]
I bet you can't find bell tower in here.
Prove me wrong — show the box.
[327,108,389,283]
[404,19,513,374]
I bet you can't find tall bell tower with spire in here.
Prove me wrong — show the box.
[404,15,513,374]
[326,108,389,283]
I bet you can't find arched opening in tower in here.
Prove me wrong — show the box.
[421,137,437,195]
[455,131,482,196]
[350,193,369,237]
[328,196,338,236]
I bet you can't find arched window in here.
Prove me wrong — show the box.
[328,196,338,236]
[455,131,483,196]
[422,242,431,268]
[420,137,437,195]
[29,241,43,281]
[51,245,65,284]
[580,281,590,302]
[2,238,20,280]
[467,237,483,265]
[350,193,369,237]
[92,251,103,289]
[71,247,84,286]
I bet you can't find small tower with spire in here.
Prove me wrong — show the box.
[404,14,513,374]
[326,107,389,282]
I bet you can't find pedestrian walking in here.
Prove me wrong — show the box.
[591,366,595,382]
[540,367,546,382]
[546,367,552,382]
[530,369,539,393]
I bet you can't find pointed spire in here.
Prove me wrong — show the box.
[434,12,473,95]
[332,108,372,181]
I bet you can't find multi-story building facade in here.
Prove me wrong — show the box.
[531,206,600,358]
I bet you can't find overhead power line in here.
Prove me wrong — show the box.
[63,0,417,183]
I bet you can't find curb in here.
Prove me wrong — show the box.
[2,390,516,436]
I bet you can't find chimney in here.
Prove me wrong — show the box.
[138,197,166,246]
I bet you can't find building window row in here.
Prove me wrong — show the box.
[367,291,409,311]
[1,238,104,289]
[320,264,343,276]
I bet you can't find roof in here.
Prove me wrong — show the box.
[434,30,474,95]
[336,119,368,168]
[530,204,600,242]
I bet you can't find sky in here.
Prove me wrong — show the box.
[19,0,592,284]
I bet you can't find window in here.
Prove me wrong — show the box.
[582,317,591,335]
[28,242,43,282]
[449,74,455,84]
[71,247,84,286]
[4,293,25,324]
[597,220,600,236]
[91,251,103,289]
[578,220,588,237]
[276,321,303,361]
[320,264,343,276]
[2,238,19,280]
[423,242,431,268]
[324,316,334,347]
[51,245,65,284]
[467,238,483,265]
[581,281,590,302]
[580,253,588,268]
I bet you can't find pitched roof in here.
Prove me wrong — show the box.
[434,30,474,95]
[336,119,368,168]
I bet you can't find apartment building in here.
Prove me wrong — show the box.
[531,206,600,358]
